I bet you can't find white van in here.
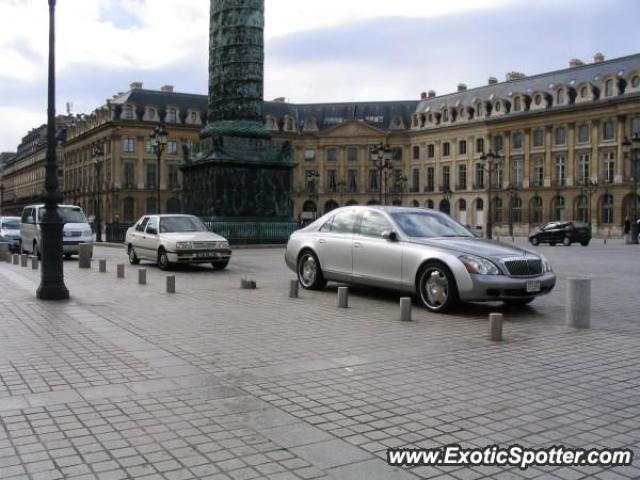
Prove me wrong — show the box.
[20,204,93,258]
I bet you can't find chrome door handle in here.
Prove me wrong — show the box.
[318,239,326,244]
[353,242,362,248]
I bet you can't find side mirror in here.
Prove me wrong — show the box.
[382,230,398,241]
[146,227,158,235]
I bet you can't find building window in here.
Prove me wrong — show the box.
[576,195,589,223]
[145,140,154,154]
[555,127,566,145]
[512,197,522,223]
[476,199,484,211]
[494,101,501,112]
[369,169,379,191]
[347,170,357,192]
[513,97,521,112]
[442,166,450,189]
[476,138,484,154]
[427,144,435,158]
[552,196,565,221]
[411,168,420,192]
[555,155,566,186]
[492,197,503,223]
[556,89,565,105]
[146,163,157,189]
[532,129,544,147]
[632,75,640,88]
[493,135,503,153]
[146,197,157,214]
[459,199,467,211]
[167,141,178,155]
[123,138,135,153]
[476,103,483,117]
[123,197,135,222]
[602,120,615,141]
[412,146,420,160]
[190,111,198,123]
[327,170,337,192]
[459,140,467,155]
[580,85,589,98]
[347,147,358,162]
[632,117,640,136]
[577,124,590,143]
[167,108,178,123]
[123,161,135,188]
[602,194,614,224]
[604,79,614,97]
[443,109,449,122]
[426,167,435,192]
[512,132,523,149]
[442,142,450,157]
[603,152,615,184]
[458,164,467,189]
[512,158,523,186]
[123,105,134,120]
[577,153,590,183]
[475,163,484,189]
[327,148,338,162]
[534,94,542,106]
[304,149,316,161]
[531,196,543,224]
[533,158,544,186]
[426,199,434,209]
[494,160,504,189]
[168,164,179,189]
[148,108,156,120]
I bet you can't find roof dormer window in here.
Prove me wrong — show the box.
[167,108,178,123]
[123,104,134,120]
[443,109,449,122]
[534,94,542,106]
[604,79,614,97]
[556,89,565,105]
[513,97,521,112]
[476,103,483,117]
[632,75,640,89]
[494,101,501,112]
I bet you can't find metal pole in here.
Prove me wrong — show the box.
[156,149,161,214]
[378,164,383,204]
[95,162,102,242]
[487,164,493,239]
[631,152,639,244]
[37,0,69,300]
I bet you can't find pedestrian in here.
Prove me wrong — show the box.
[623,216,631,244]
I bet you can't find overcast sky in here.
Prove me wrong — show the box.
[1,0,639,152]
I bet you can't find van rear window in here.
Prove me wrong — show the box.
[37,207,87,224]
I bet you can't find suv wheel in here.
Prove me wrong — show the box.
[530,237,540,246]
[562,236,572,246]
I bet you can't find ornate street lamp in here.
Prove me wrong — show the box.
[622,133,640,244]
[479,150,502,239]
[149,123,168,214]
[370,142,393,205]
[91,144,104,242]
[578,178,598,233]
[37,0,69,300]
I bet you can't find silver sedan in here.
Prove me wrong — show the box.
[285,206,556,312]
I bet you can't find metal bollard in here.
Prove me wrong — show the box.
[117,264,125,278]
[31,256,38,270]
[99,259,106,273]
[78,243,92,268]
[0,243,9,262]
[138,268,147,285]
[337,286,349,308]
[289,279,299,298]
[400,297,412,321]
[12,254,19,265]
[566,278,591,328]
[241,278,257,289]
[20,254,28,267]
[489,312,503,341]
[166,275,176,293]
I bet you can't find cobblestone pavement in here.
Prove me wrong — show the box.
[0,240,638,479]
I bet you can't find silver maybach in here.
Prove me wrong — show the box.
[285,206,556,312]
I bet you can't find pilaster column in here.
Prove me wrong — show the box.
[567,123,575,186]
[544,126,552,187]
[591,121,600,182]
[523,129,531,188]
[615,115,626,183]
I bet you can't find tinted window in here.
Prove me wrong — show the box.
[160,216,206,233]
[36,207,86,224]
[391,212,472,238]
[330,210,356,234]
[359,211,391,237]
[136,217,149,232]
[146,217,158,233]
[1,219,19,229]
[319,216,334,232]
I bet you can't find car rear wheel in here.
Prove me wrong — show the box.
[562,236,572,246]
[504,298,535,306]
[580,241,590,246]
[530,237,540,246]
[417,261,458,313]
[128,245,140,265]
[297,250,326,290]
[211,259,229,270]
[157,248,171,270]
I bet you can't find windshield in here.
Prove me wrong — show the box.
[38,207,87,224]
[159,216,208,233]
[1,219,19,229]
[391,211,474,238]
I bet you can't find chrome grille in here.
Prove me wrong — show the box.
[504,258,542,276]
[192,241,219,249]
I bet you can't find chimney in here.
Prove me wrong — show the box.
[420,91,427,100]
[488,76,498,85]
[506,71,526,81]
[271,97,286,103]
[569,58,584,68]
[130,81,143,90]
[593,52,605,63]
[428,90,436,98]
[160,84,174,93]
[457,83,467,92]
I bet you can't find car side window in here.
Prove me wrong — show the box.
[359,211,392,237]
[136,217,149,232]
[21,208,32,223]
[331,210,356,234]
[146,217,158,234]
[319,216,334,232]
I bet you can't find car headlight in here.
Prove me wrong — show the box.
[540,254,553,273]
[217,241,229,249]
[459,254,501,275]
[176,241,193,249]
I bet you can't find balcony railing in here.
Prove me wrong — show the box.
[553,178,566,187]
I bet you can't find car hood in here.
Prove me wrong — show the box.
[1,229,20,236]
[408,236,538,259]
[160,231,227,242]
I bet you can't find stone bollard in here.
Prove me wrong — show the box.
[241,278,257,289]
[289,279,299,298]
[400,297,412,321]
[78,243,92,268]
[20,254,28,267]
[31,256,39,270]
[0,243,9,262]
[337,286,349,308]
[117,264,125,278]
[138,268,147,285]
[12,254,19,265]
[99,259,106,273]
[489,312,503,341]
[166,275,176,293]
[566,278,591,328]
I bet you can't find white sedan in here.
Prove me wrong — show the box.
[125,214,231,270]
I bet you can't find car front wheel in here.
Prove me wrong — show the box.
[580,241,590,246]
[530,237,540,246]
[297,250,327,290]
[417,262,458,313]
[157,248,171,270]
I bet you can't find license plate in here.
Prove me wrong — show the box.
[195,251,213,258]
[526,280,541,293]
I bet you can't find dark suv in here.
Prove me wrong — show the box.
[529,221,591,246]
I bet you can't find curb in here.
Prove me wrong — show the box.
[94,242,285,250]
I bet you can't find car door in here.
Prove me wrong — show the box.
[129,217,149,255]
[315,209,356,278]
[539,222,556,242]
[352,209,403,288]
[140,216,160,260]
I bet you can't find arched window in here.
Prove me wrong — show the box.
[492,197,503,223]
[166,197,181,214]
[513,96,521,112]
[346,199,359,206]
[494,101,501,112]
[476,103,483,117]
[324,200,338,213]
[601,194,614,224]
[511,197,522,223]
[575,195,588,223]
[556,89,565,105]
[146,197,157,214]
[476,198,484,211]
[426,199,434,209]
[552,196,565,221]
[123,197,135,222]
[459,199,467,211]
[605,79,614,97]
[443,109,449,122]
[530,196,543,224]
[411,200,419,207]
[303,200,317,212]
[580,85,589,98]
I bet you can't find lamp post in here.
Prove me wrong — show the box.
[479,150,502,239]
[0,184,4,215]
[370,142,393,205]
[623,133,640,244]
[37,0,68,300]
[149,123,168,214]
[91,144,104,242]
[504,182,519,238]
[579,178,598,234]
